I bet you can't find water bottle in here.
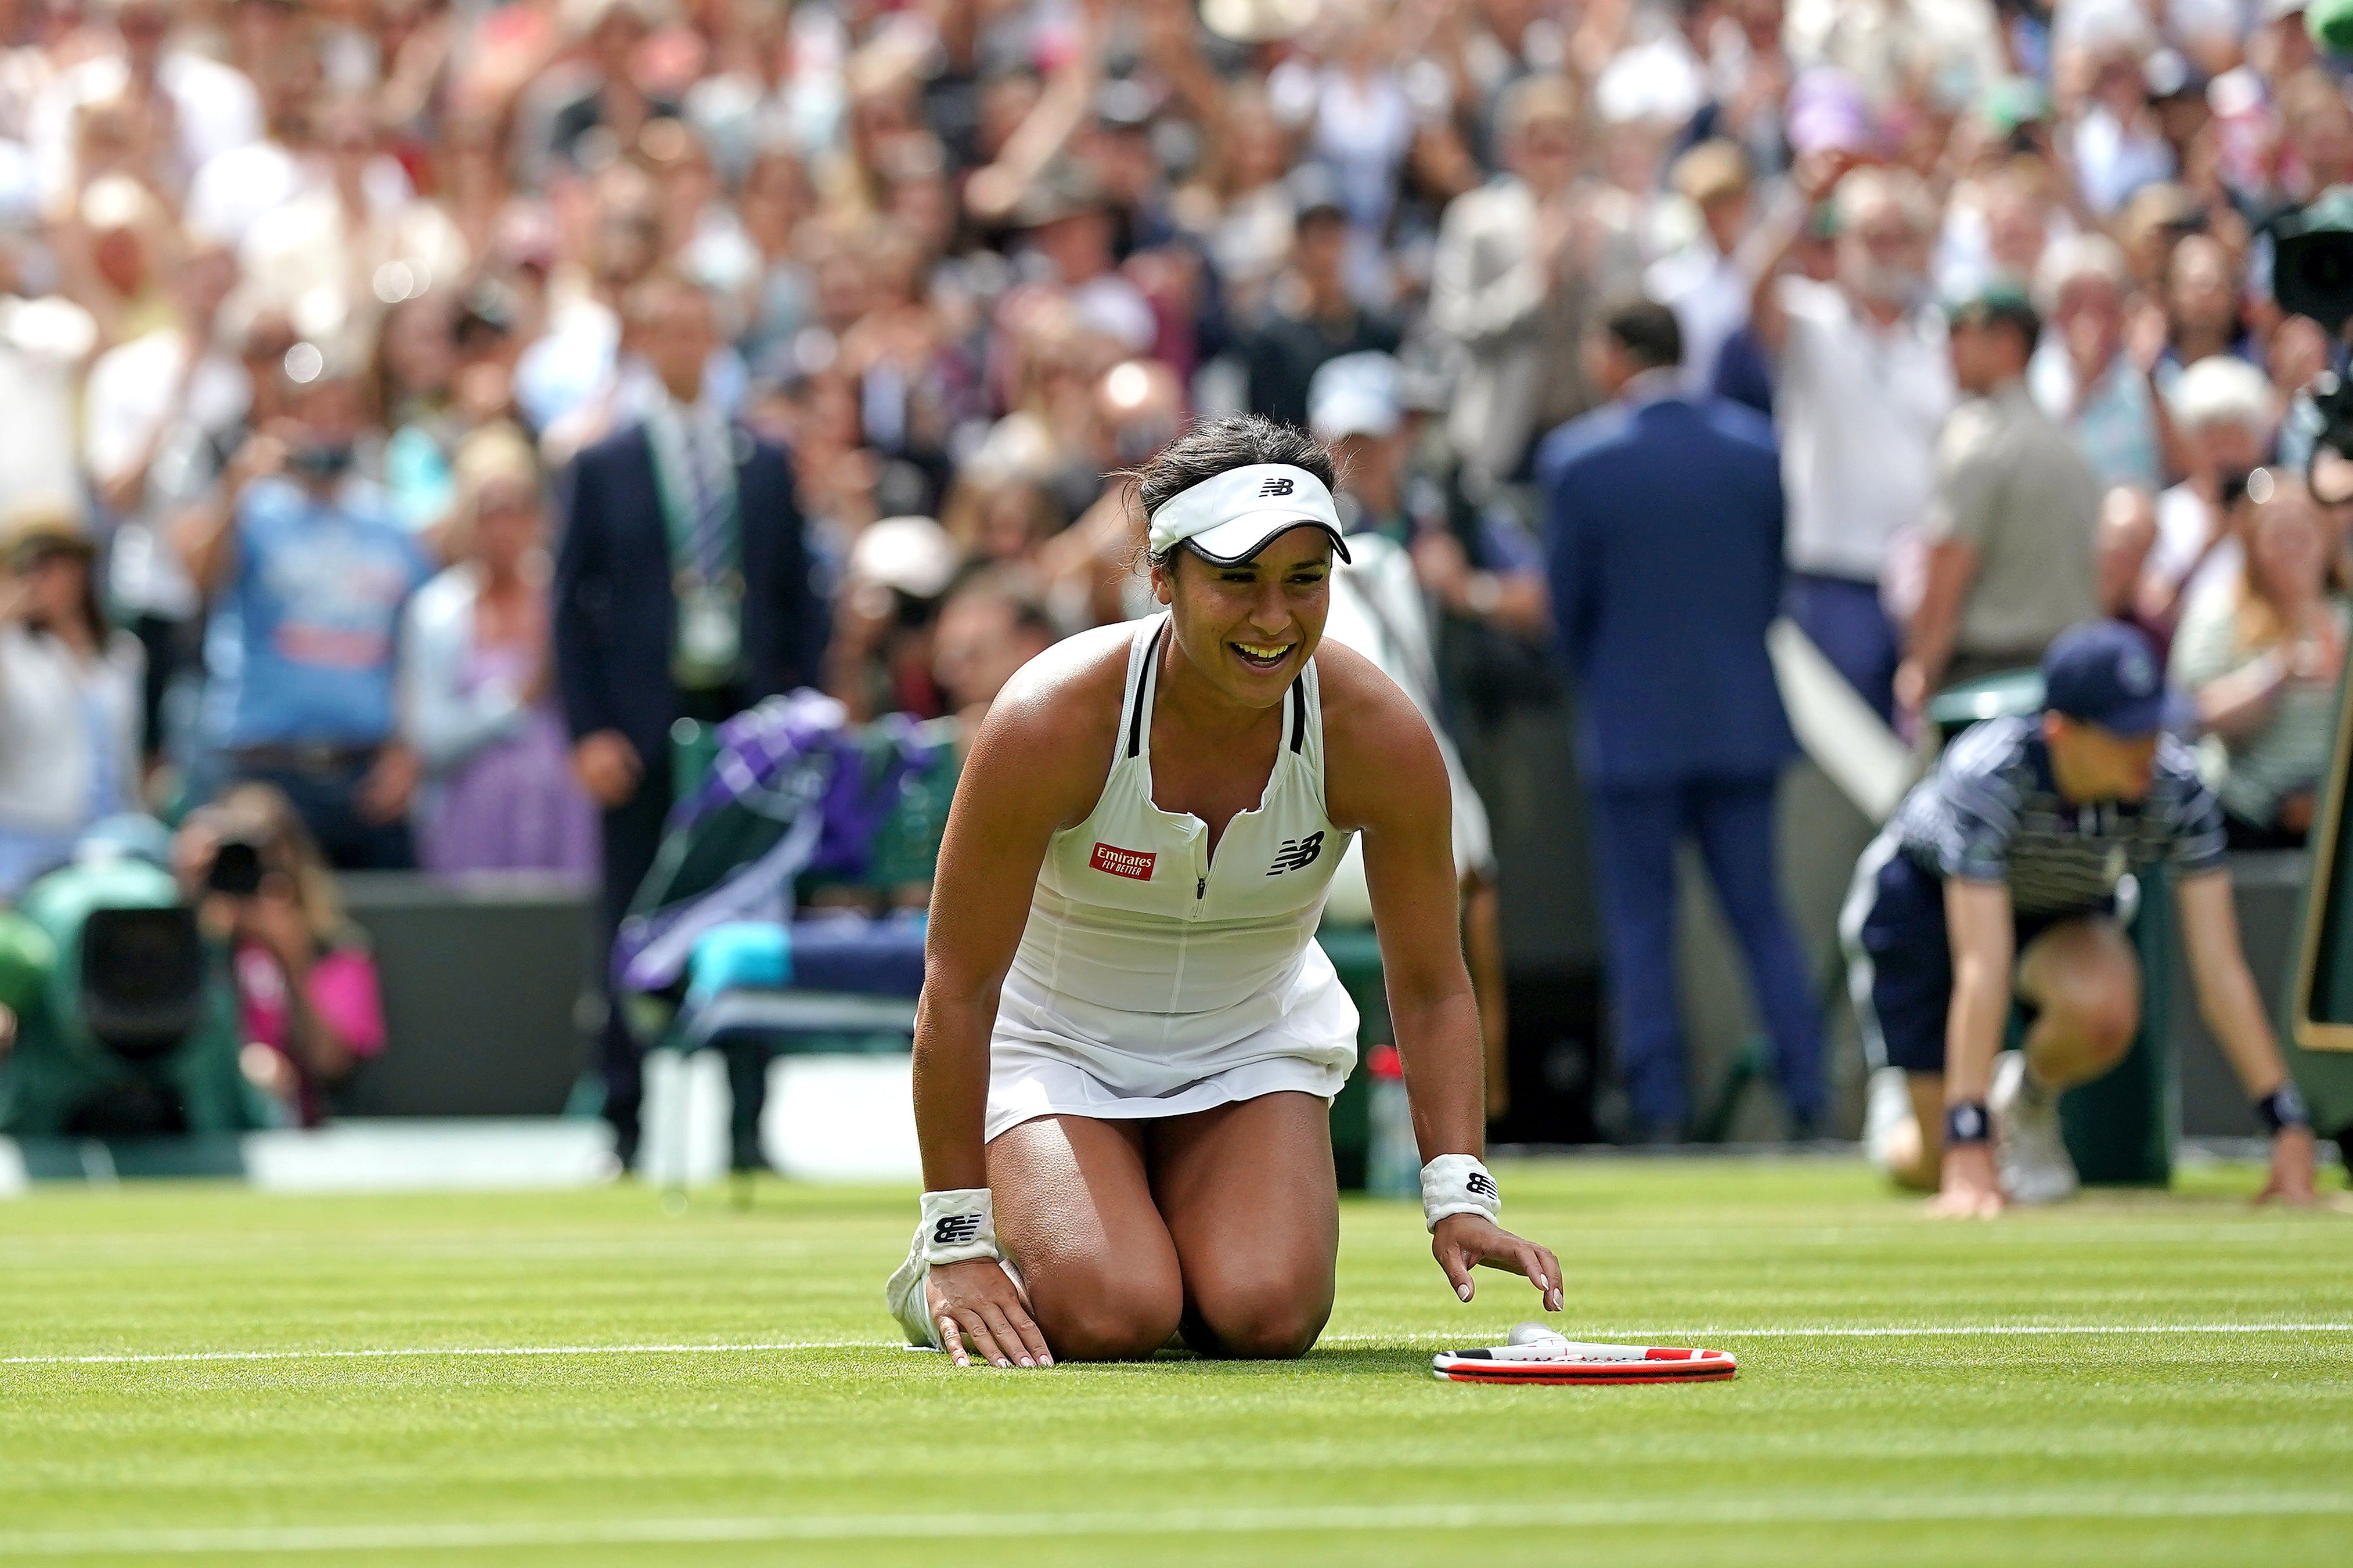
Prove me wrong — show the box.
[1365,1043,1420,1200]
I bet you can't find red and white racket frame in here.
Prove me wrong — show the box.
[1430,1340,1737,1385]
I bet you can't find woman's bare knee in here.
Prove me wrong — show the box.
[1028,1259,1183,1361]
[989,1115,1178,1360]
[1180,1263,1334,1360]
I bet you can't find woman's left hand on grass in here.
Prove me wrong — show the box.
[1432,1213,1564,1312]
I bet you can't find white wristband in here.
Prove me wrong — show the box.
[1422,1154,1501,1231]
[918,1188,1002,1266]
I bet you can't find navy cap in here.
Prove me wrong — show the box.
[2041,621,2165,737]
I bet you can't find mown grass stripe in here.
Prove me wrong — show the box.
[3,1490,2351,1555]
[5,1321,2350,1368]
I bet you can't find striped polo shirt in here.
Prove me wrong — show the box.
[1891,716,2228,917]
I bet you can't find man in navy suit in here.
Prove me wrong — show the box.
[1538,297,1825,1140]
[555,271,824,1166]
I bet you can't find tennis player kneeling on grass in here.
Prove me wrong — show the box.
[1843,620,2319,1216]
[888,416,1563,1367]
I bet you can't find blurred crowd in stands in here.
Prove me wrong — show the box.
[2,0,2352,1134]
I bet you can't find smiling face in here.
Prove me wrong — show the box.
[1153,526,1335,708]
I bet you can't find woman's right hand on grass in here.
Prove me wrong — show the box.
[927,1257,1053,1369]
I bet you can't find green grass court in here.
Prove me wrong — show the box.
[3,1156,2349,1566]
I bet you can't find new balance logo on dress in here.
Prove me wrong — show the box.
[931,1214,983,1246]
[1266,831,1324,874]
[1257,475,1296,498]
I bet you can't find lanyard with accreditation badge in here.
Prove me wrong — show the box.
[645,401,747,689]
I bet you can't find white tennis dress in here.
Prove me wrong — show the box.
[983,614,1362,1140]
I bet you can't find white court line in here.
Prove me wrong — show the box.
[1323,1322,2353,1345]
[2,1491,2351,1555]
[5,1322,2351,1368]
[0,1339,868,1368]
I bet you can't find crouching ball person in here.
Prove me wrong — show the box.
[888,417,1564,1366]
[1843,621,2318,1216]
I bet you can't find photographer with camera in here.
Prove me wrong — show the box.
[175,349,431,871]
[174,784,385,1127]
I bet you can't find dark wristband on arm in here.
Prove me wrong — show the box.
[2254,1083,2311,1135]
[1945,1102,1991,1146]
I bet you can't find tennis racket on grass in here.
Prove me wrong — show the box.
[1432,1325,1737,1385]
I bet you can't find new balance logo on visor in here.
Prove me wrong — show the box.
[1466,1172,1499,1200]
[1266,832,1324,875]
[1257,475,1296,498]
[931,1214,983,1247]
[1090,842,1156,880]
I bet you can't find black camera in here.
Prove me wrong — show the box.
[79,904,207,1062]
[2276,190,2353,334]
[207,837,265,897]
[2271,189,2353,498]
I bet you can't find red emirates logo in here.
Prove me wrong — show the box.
[1089,842,1156,880]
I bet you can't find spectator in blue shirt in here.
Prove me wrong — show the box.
[178,350,431,870]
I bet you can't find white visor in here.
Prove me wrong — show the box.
[1145,463,1352,566]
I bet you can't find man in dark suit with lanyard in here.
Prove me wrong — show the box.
[554,270,824,1168]
[1540,296,1826,1142]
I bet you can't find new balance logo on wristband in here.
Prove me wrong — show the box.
[931,1214,983,1247]
[1466,1171,1498,1201]
[1257,475,1296,498]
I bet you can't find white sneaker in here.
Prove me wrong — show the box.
[885,1225,938,1347]
[1863,1066,1915,1174]
[884,1231,1032,1350]
[1991,1051,2079,1205]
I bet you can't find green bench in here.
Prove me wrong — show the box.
[651,719,1397,1191]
